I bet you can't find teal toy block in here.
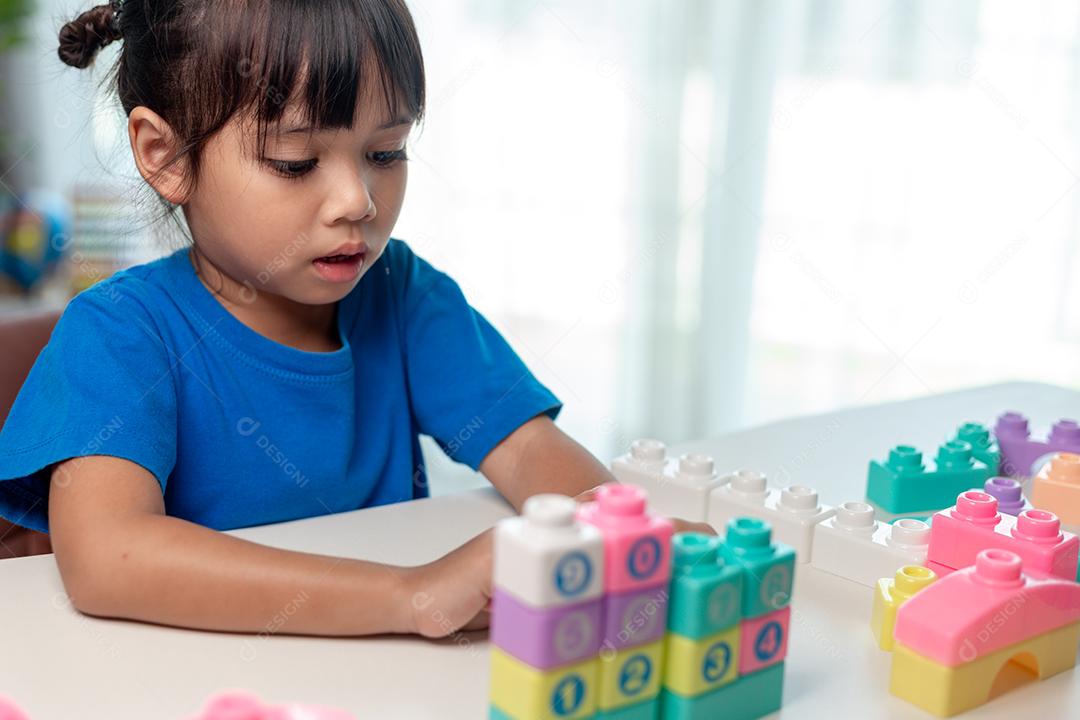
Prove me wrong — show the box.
[718,518,795,619]
[595,697,658,719]
[667,533,743,639]
[866,441,991,515]
[953,422,1001,472]
[660,662,785,720]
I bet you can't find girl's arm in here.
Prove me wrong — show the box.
[49,455,492,637]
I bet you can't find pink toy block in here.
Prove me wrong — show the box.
[0,697,30,720]
[981,476,1030,516]
[738,605,790,675]
[894,549,1080,666]
[577,483,674,594]
[926,490,1079,580]
[994,411,1080,477]
[1032,452,1080,526]
[188,692,357,720]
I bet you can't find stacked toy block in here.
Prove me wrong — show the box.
[994,411,1080,477]
[809,501,930,587]
[578,483,673,719]
[951,421,1001,471]
[981,476,1031,516]
[866,437,992,522]
[869,564,937,651]
[610,440,723,522]
[889,549,1080,716]
[926,489,1080,582]
[490,494,606,719]
[661,519,794,720]
[1031,452,1080,531]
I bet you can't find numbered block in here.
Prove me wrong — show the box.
[867,441,991,515]
[706,473,834,561]
[667,533,743,640]
[495,494,604,609]
[870,565,937,651]
[982,476,1031,516]
[660,662,784,720]
[718,517,795,618]
[600,583,670,653]
[489,648,597,720]
[1032,452,1080,526]
[810,501,931,588]
[597,639,663,711]
[663,624,740,697]
[611,440,725,522]
[738,605,789,675]
[577,484,673,594]
[995,411,1080,477]
[595,698,659,720]
[490,589,602,669]
[952,422,1001,471]
[927,490,1079,580]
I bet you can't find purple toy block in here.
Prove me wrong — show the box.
[599,581,670,653]
[995,412,1080,477]
[490,588,602,669]
[982,476,1030,516]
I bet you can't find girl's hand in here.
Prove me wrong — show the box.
[405,529,494,638]
[571,485,717,537]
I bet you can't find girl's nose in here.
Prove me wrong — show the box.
[331,167,377,224]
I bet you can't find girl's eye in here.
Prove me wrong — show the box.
[265,158,318,179]
[369,149,409,168]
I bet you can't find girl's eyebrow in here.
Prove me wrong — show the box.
[275,115,415,136]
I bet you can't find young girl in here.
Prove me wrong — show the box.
[0,0,634,638]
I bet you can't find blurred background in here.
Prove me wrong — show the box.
[3,1,1080,493]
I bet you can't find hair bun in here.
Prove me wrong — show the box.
[58,3,122,69]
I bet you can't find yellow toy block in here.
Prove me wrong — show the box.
[891,621,1080,717]
[870,565,937,651]
[490,647,598,719]
[662,625,740,697]
[597,639,663,711]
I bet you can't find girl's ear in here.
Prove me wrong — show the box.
[128,106,191,204]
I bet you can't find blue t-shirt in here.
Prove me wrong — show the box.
[0,239,561,533]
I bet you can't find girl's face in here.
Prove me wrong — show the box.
[183,87,413,307]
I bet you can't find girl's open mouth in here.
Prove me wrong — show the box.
[312,252,365,282]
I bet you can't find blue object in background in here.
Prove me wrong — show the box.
[0,189,71,291]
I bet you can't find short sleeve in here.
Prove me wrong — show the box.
[388,241,563,470]
[0,281,178,533]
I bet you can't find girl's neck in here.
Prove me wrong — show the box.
[188,247,342,353]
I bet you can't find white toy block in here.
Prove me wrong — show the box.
[611,439,725,522]
[493,494,604,608]
[706,472,834,561]
[809,501,930,588]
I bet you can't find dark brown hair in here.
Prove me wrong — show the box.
[57,0,425,211]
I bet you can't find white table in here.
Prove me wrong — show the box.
[1,381,1078,719]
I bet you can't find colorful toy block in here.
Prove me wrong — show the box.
[995,411,1080,477]
[599,584,669,652]
[810,501,930,587]
[596,640,663,711]
[866,441,991,516]
[1032,452,1080,527]
[870,565,937,651]
[490,648,598,720]
[890,549,1080,716]
[491,590,602,668]
[660,662,784,720]
[738,605,789,674]
[952,421,1001,471]
[577,484,673,594]
[982,476,1030,516]
[666,534,742,639]
[706,472,834,561]
[594,698,659,720]
[610,440,724,522]
[926,490,1079,580]
[187,693,357,720]
[0,698,29,720]
[719,518,795,618]
[663,625,741,697]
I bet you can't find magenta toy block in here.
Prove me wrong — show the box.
[981,476,1030,516]
[599,583,670,653]
[994,411,1080,477]
[738,605,790,675]
[0,697,29,720]
[490,588,603,669]
[894,549,1080,666]
[577,483,674,594]
[188,692,357,720]
[927,490,1079,580]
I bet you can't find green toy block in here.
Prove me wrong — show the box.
[595,697,659,719]
[718,518,795,619]
[660,662,785,720]
[667,533,743,639]
[866,440,991,515]
[952,422,1001,472]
